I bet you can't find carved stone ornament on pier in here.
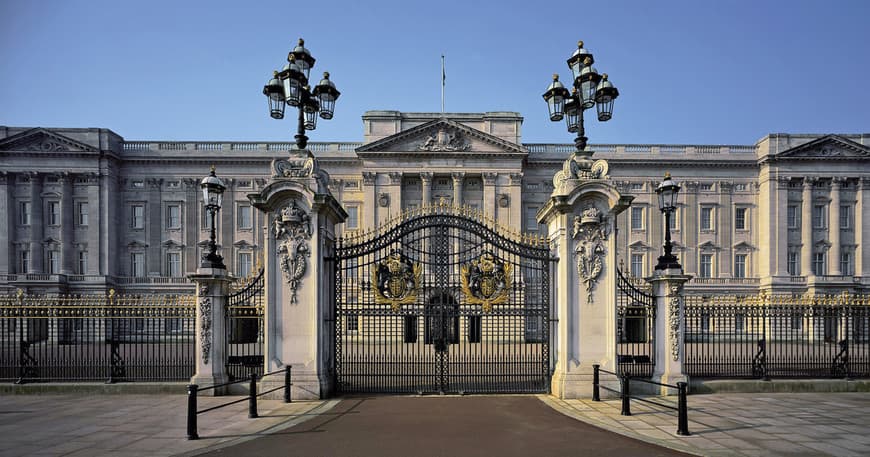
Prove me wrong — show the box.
[573,205,608,303]
[198,285,212,365]
[552,152,609,195]
[272,150,316,178]
[417,128,471,152]
[273,201,312,304]
[669,284,684,361]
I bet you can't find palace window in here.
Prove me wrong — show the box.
[20,201,31,225]
[20,250,30,273]
[787,205,798,229]
[237,204,253,230]
[700,183,714,191]
[791,313,803,331]
[166,204,181,229]
[48,201,60,226]
[166,252,181,277]
[630,254,643,278]
[734,207,747,230]
[699,254,713,278]
[700,313,711,332]
[813,205,827,229]
[77,251,88,275]
[630,207,644,230]
[346,206,359,229]
[201,206,213,230]
[841,252,853,276]
[840,205,852,229]
[735,314,745,333]
[77,202,88,226]
[346,314,359,333]
[812,252,826,276]
[237,252,253,278]
[525,206,540,231]
[700,206,714,231]
[131,252,145,277]
[734,254,747,278]
[47,250,60,274]
[787,252,798,276]
[131,205,145,229]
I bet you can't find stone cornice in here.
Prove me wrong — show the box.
[356,118,527,155]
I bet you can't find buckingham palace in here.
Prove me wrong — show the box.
[1,110,868,296]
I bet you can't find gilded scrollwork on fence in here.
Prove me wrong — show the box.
[198,284,212,365]
[372,250,422,312]
[461,252,513,313]
[668,283,683,362]
[274,201,312,304]
[573,205,608,303]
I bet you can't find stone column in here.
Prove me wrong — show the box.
[183,178,199,274]
[420,172,433,207]
[221,179,236,273]
[451,172,464,207]
[60,174,74,275]
[388,172,403,219]
[773,177,791,277]
[801,178,814,277]
[0,172,9,275]
[858,178,868,276]
[86,174,101,275]
[718,182,733,277]
[147,178,163,275]
[507,173,523,228]
[29,173,43,273]
[483,172,497,218]
[538,177,632,398]
[647,272,692,393]
[830,178,842,275]
[362,172,377,231]
[683,182,699,275]
[189,267,232,391]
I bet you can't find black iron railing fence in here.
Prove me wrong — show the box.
[616,268,655,377]
[685,294,870,379]
[0,290,195,383]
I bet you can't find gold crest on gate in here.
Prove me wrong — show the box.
[461,252,513,313]
[372,250,422,312]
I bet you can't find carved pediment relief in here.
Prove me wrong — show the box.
[356,118,526,155]
[776,135,870,160]
[628,240,652,251]
[698,241,719,251]
[0,128,98,153]
[733,241,755,251]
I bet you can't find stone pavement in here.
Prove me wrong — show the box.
[544,392,870,456]
[0,394,335,457]
[0,392,869,456]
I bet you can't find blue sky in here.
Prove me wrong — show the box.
[1,0,868,145]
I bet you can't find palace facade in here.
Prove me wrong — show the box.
[1,111,868,296]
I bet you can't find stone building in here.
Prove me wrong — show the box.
[1,111,868,296]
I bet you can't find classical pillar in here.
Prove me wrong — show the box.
[773,177,791,277]
[388,172,402,219]
[221,179,236,273]
[718,181,733,277]
[147,178,163,275]
[189,267,232,391]
[0,172,10,275]
[830,178,842,275]
[29,173,43,273]
[362,172,377,231]
[683,182,699,275]
[857,178,868,276]
[60,174,74,275]
[451,172,464,207]
[801,178,814,277]
[183,178,199,274]
[648,272,692,392]
[507,173,523,228]
[483,172,497,218]
[86,174,101,275]
[420,172,433,207]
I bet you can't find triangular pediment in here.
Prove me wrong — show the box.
[356,118,527,155]
[127,241,148,249]
[698,241,719,251]
[629,241,652,251]
[162,240,184,249]
[776,135,870,160]
[0,128,98,154]
[733,241,755,251]
[233,240,254,248]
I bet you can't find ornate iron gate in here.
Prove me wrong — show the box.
[616,267,655,377]
[334,204,553,394]
[226,268,265,380]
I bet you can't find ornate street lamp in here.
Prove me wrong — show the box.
[655,172,682,271]
[200,165,226,269]
[264,38,341,149]
[543,40,620,172]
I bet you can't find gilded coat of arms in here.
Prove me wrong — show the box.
[461,252,513,312]
[372,250,422,312]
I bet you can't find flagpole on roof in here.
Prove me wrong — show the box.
[441,54,445,113]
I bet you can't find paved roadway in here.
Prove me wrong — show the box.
[197,395,691,457]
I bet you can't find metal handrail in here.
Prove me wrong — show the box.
[593,364,690,436]
[186,366,292,440]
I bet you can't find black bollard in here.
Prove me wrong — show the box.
[592,364,600,402]
[284,366,292,403]
[186,384,199,440]
[677,382,690,436]
[248,369,259,419]
[620,374,631,416]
